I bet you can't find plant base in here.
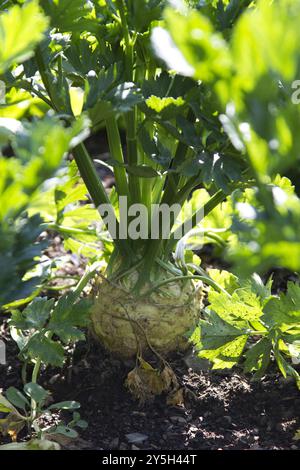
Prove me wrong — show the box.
[90,271,203,359]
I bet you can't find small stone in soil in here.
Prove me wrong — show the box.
[125,433,149,444]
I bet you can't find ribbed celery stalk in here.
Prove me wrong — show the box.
[116,0,141,204]
[106,116,130,199]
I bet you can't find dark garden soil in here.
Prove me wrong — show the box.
[0,319,299,450]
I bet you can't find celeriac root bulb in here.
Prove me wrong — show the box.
[90,270,203,358]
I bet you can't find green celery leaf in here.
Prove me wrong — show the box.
[0,1,48,73]
[40,0,96,33]
[208,288,263,328]
[10,297,54,330]
[26,334,65,367]
[47,401,80,411]
[263,282,300,329]
[243,337,272,379]
[196,312,247,369]
[6,387,29,410]
[24,383,49,404]
[207,269,240,295]
[48,296,92,344]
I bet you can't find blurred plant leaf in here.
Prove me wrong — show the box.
[0,1,48,73]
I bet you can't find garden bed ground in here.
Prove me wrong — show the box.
[1,305,299,450]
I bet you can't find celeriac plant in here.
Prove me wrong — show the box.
[2,0,254,358]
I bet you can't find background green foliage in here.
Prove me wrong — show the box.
[153,0,300,276]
